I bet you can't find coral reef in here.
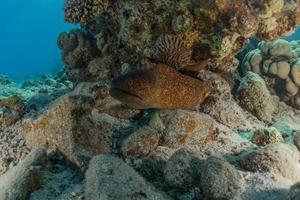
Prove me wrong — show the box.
[242,39,300,109]
[2,0,300,199]
[59,0,300,80]
[64,0,109,24]
[152,32,202,71]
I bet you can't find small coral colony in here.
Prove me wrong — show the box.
[60,0,300,110]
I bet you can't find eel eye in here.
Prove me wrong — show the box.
[127,80,133,87]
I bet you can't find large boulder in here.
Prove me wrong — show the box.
[164,148,202,189]
[121,126,161,158]
[85,155,171,200]
[0,148,47,200]
[199,156,244,200]
[21,94,130,170]
[238,143,300,181]
[237,72,279,123]
[158,110,214,148]
[286,182,300,200]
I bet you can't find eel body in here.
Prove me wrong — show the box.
[109,64,212,110]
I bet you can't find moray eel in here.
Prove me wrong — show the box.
[109,64,212,110]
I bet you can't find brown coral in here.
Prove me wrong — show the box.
[60,0,300,79]
[152,32,198,70]
[64,0,109,24]
[256,10,297,40]
[57,30,101,81]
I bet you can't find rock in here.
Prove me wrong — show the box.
[148,146,177,162]
[29,151,84,200]
[72,81,141,120]
[85,155,171,200]
[0,148,47,200]
[26,93,57,111]
[286,182,300,200]
[132,157,166,186]
[164,148,202,189]
[238,143,300,180]
[251,127,284,146]
[198,71,253,130]
[44,78,58,87]
[21,94,130,170]
[0,96,25,127]
[199,156,243,200]
[203,98,251,131]
[294,131,300,151]
[87,56,120,81]
[0,75,12,85]
[21,80,41,88]
[0,126,30,175]
[158,110,214,148]
[237,71,278,123]
[272,121,295,143]
[121,126,161,158]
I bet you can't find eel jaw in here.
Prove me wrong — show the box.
[109,87,146,109]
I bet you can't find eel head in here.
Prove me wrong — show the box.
[109,69,157,109]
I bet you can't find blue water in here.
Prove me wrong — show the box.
[0,0,75,81]
[285,28,300,41]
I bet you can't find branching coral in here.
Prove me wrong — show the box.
[242,39,300,109]
[64,0,109,24]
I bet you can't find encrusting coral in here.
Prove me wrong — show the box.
[242,39,300,109]
[64,0,109,24]
[57,30,100,81]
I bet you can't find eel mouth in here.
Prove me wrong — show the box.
[109,87,143,102]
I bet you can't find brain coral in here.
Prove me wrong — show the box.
[242,39,300,109]
[64,0,109,24]
[152,32,198,70]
